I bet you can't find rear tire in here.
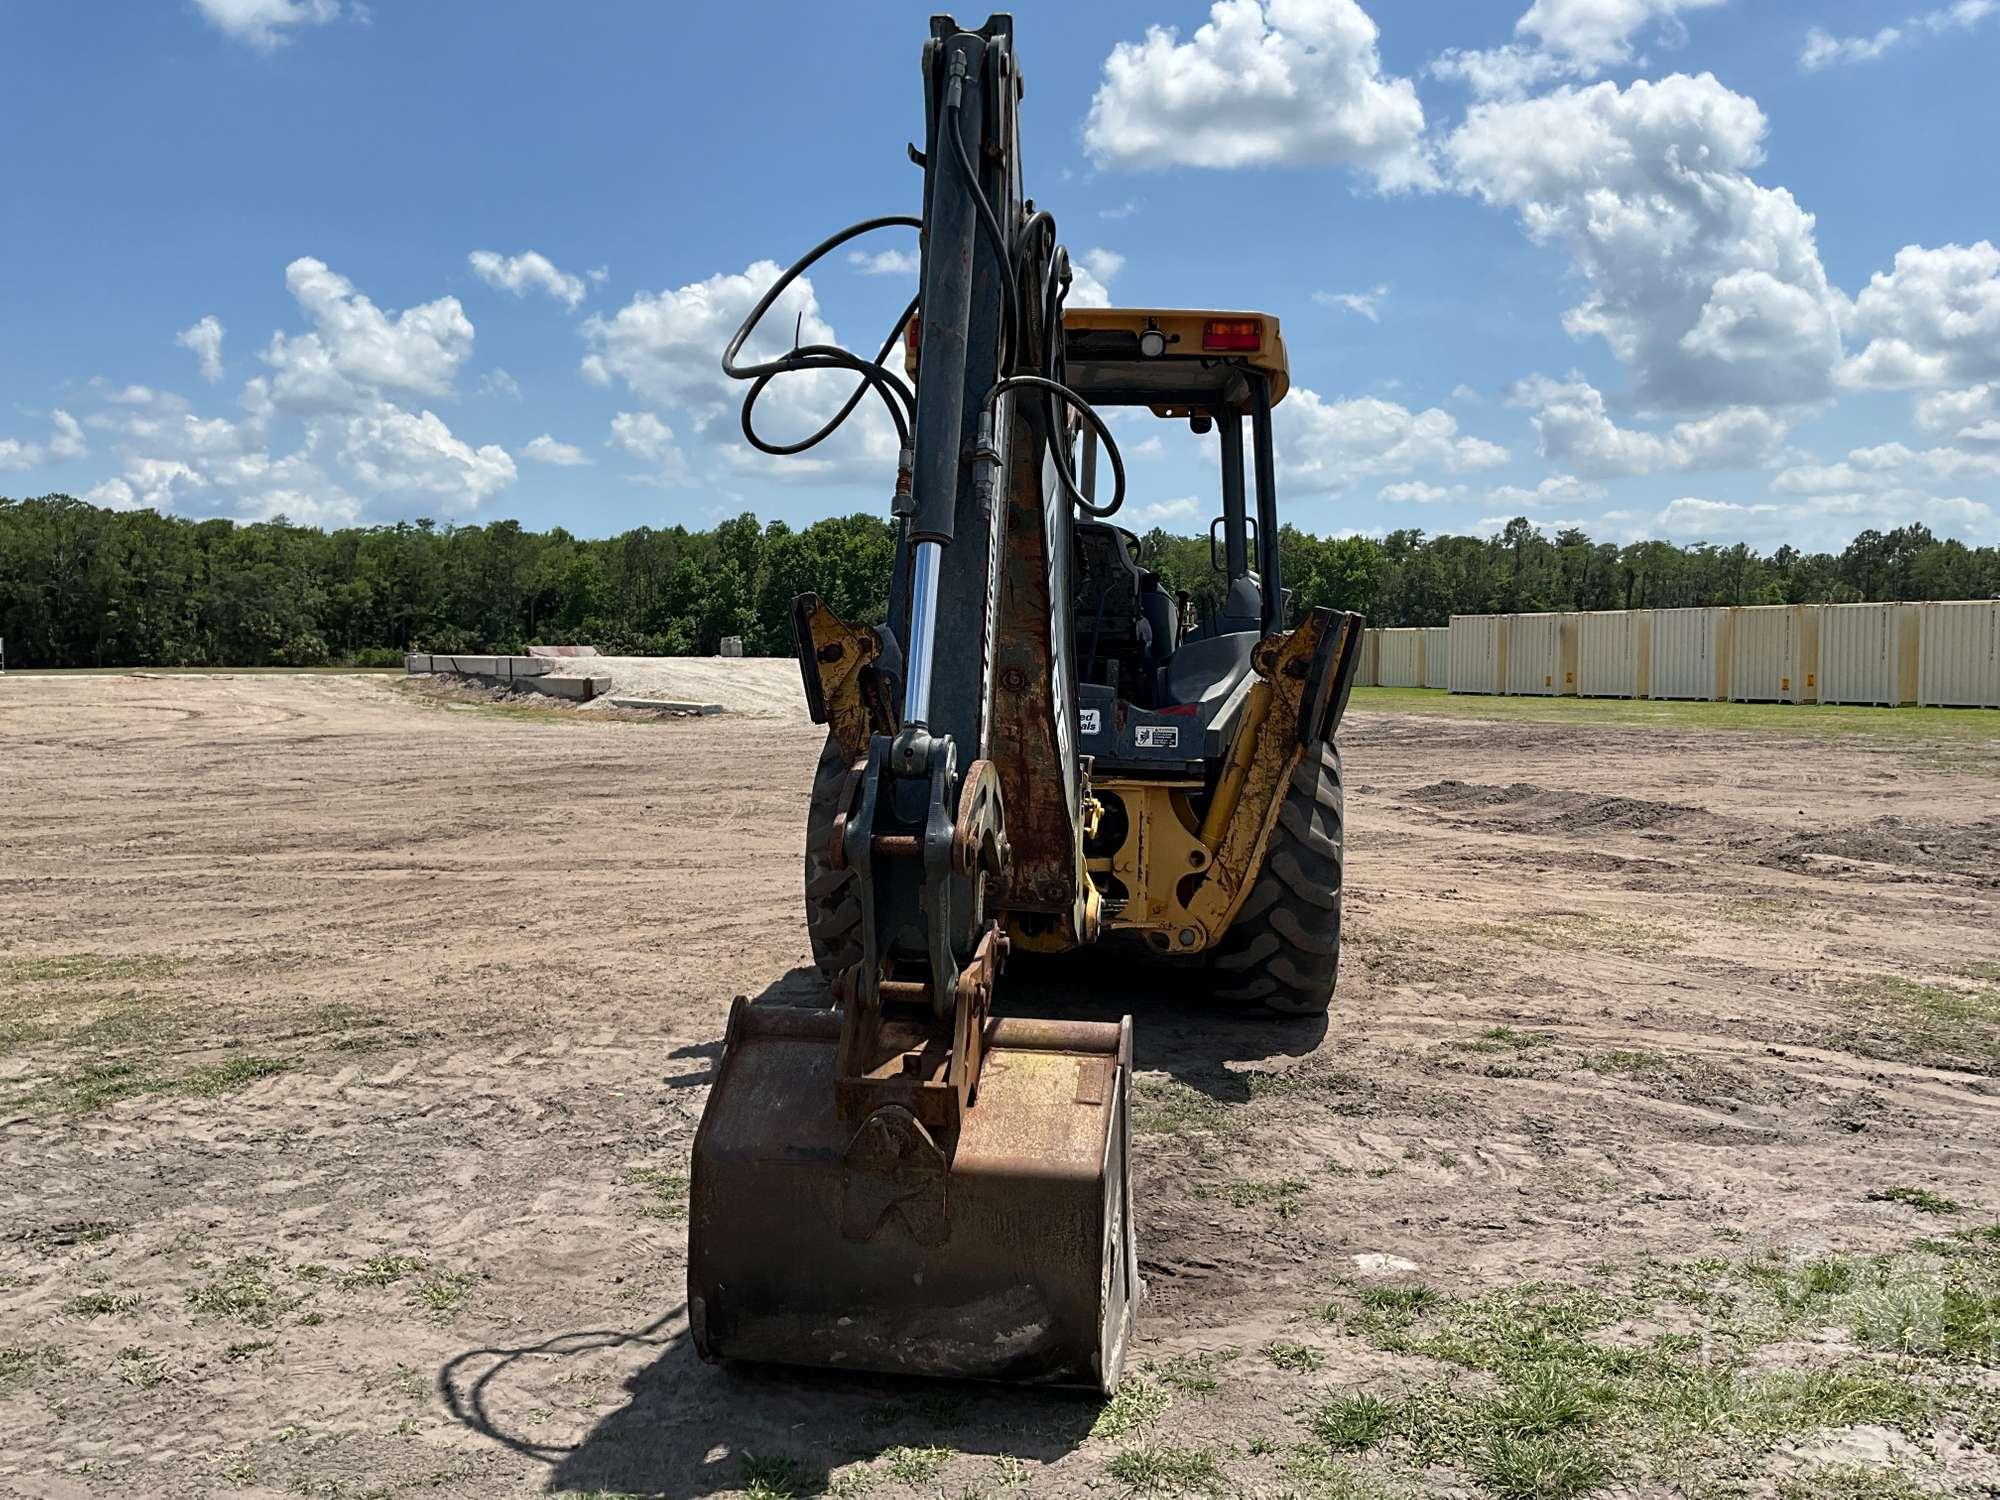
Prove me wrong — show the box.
[1206,739,1344,1016]
[805,734,865,977]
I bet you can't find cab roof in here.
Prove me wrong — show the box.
[1061,307,1290,416]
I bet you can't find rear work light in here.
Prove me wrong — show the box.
[1202,317,1262,351]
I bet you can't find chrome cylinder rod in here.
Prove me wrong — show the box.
[902,537,944,726]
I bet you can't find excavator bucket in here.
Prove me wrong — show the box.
[688,1000,1138,1391]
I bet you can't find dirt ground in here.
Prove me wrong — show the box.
[2,672,1998,1500]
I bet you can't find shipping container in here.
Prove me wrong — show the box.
[1449,614,1508,695]
[1649,607,1733,701]
[1375,628,1425,688]
[1354,629,1380,688]
[1729,604,1820,704]
[1819,602,1919,706]
[1504,613,1577,696]
[1575,610,1652,698]
[1421,627,1450,689]
[1918,600,2000,708]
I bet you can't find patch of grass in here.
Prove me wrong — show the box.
[0,1346,34,1384]
[1774,1465,1947,1499]
[741,1454,813,1499]
[882,1444,952,1484]
[630,1167,689,1220]
[1283,1448,1394,1498]
[1243,1066,1368,1104]
[1471,1432,1610,1500]
[1092,1375,1172,1439]
[1132,1075,1229,1136]
[1850,975,2000,1026]
[1348,686,2000,743]
[116,1345,169,1387]
[1103,1444,1226,1494]
[177,1056,289,1096]
[414,1270,474,1312]
[338,1253,426,1289]
[186,1260,276,1320]
[915,1392,966,1426]
[1452,1026,1544,1055]
[1719,896,1797,928]
[225,1339,274,1360]
[1311,1393,1397,1452]
[1840,974,2000,1067]
[1466,914,1682,956]
[1357,1285,1444,1316]
[1156,1353,1221,1394]
[1,953,185,985]
[1868,1186,1964,1216]
[1585,1048,1663,1078]
[62,1290,140,1316]
[1266,1339,1325,1372]
[1315,1276,1949,1491]
[42,1060,151,1112]
[1197,1178,1306,1217]
[20,1053,290,1113]
[991,1454,1028,1487]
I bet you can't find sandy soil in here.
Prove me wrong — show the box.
[1,672,1997,1499]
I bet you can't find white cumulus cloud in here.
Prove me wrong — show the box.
[191,0,348,50]
[178,316,226,383]
[582,260,897,485]
[338,403,516,515]
[1433,0,1724,97]
[1082,0,1436,191]
[1314,283,1389,321]
[1843,241,2000,389]
[1800,0,1995,70]
[847,247,919,276]
[1277,390,1509,493]
[264,257,475,413]
[518,434,589,467]
[1446,73,1845,413]
[468,250,588,310]
[0,409,89,471]
[1511,376,1791,476]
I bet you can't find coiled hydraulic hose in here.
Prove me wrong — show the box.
[721,108,1126,519]
[720,216,919,457]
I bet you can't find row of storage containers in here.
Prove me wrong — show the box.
[1351,600,1998,707]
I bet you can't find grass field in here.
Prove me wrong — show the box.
[1350,686,2000,741]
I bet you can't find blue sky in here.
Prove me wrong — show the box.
[3,0,1997,551]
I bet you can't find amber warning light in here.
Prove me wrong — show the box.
[1202,318,1262,351]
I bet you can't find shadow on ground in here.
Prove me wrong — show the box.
[440,1304,1102,1499]
[442,958,1330,1496]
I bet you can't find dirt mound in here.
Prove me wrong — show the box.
[1404,779,1703,834]
[1754,815,2000,884]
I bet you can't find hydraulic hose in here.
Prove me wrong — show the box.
[721,216,920,456]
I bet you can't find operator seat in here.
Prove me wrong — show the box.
[1073,521,1179,699]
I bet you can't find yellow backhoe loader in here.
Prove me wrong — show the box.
[689,12,1364,1393]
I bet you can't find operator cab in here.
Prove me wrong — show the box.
[1061,308,1291,774]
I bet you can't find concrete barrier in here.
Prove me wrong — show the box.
[520,674,611,701]
[527,644,600,658]
[406,654,552,679]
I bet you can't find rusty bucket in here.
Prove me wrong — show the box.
[688,1000,1137,1391]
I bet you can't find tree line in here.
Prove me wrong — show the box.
[2,493,1995,669]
